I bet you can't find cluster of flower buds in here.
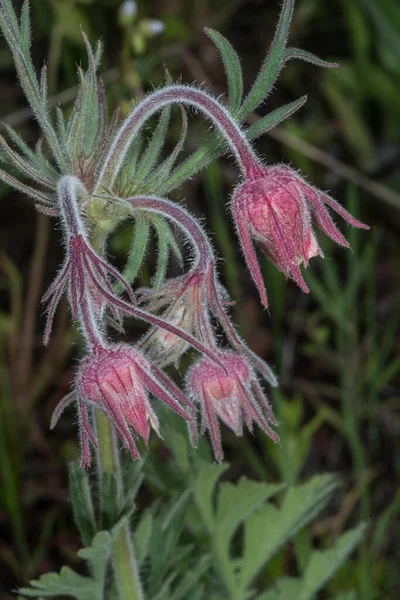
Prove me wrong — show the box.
[0,0,369,466]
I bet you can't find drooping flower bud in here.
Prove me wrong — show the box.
[232,164,369,307]
[56,344,195,467]
[187,351,278,461]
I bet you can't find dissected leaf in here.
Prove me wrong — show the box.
[192,463,229,531]
[215,479,284,553]
[19,531,113,599]
[239,475,339,592]
[284,47,339,68]
[300,523,366,600]
[0,0,66,168]
[149,105,188,193]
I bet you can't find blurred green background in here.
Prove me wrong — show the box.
[0,0,399,598]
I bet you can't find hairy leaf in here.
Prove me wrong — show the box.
[0,0,66,168]
[205,28,243,114]
[147,106,188,193]
[284,47,339,68]
[238,0,295,118]
[239,475,339,592]
[246,96,307,140]
[115,213,151,292]
[19,530,114,599]
[150,215,182,289]
[134,107,171,188]
[68,461,97,547]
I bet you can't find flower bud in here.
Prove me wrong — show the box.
[75,343,193,464]
[187,351,278,460]
[232,164,369,307]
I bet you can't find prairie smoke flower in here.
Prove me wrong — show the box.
[232,164,369,307]
[53,344,195,467]
[128,196,277,386]
[140,268,216,366]
[187,351,278,461]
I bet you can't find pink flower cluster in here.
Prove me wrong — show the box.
[44,56,368,468]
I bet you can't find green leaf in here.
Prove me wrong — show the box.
[149,215,182,288]
[257,577,303,599]
[19,530,113,599]
[238,0,295,119]
[134,107,171,188]
[115,214,150,292]
[0,166,54,206]
[160,130,225,195]
[284,47,339,68]
[239,475,339,592]
[148,492,192,596]
[3,124,58,180]
[215,479,284,553]
[246,96,307,140]
[68,462,97,547]
[169,554,211,600]
[151,215,172,289]
[300,523,366,600]
[0,133,54,188]
[205,28,243,114]
[0,0,67,168]
[134,512,153,565]
[19,0,31,57]
[192,463,229,531]
[149,106,188,193]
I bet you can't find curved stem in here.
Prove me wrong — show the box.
[95,85,261,193]
[125,194,277,384]
[127,195,214,272]
[88,222,145,599]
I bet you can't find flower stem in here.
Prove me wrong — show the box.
[95,407,144,600]
[95,84,261,192]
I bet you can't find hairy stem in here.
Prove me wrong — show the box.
[87,220,145,600]
[95,411,144,600]
[95,84,261,192]
[127,194,214,272]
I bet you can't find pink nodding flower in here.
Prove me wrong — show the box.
[231,164,369,307]
[52,344,195,468]
[187,351,279,461]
